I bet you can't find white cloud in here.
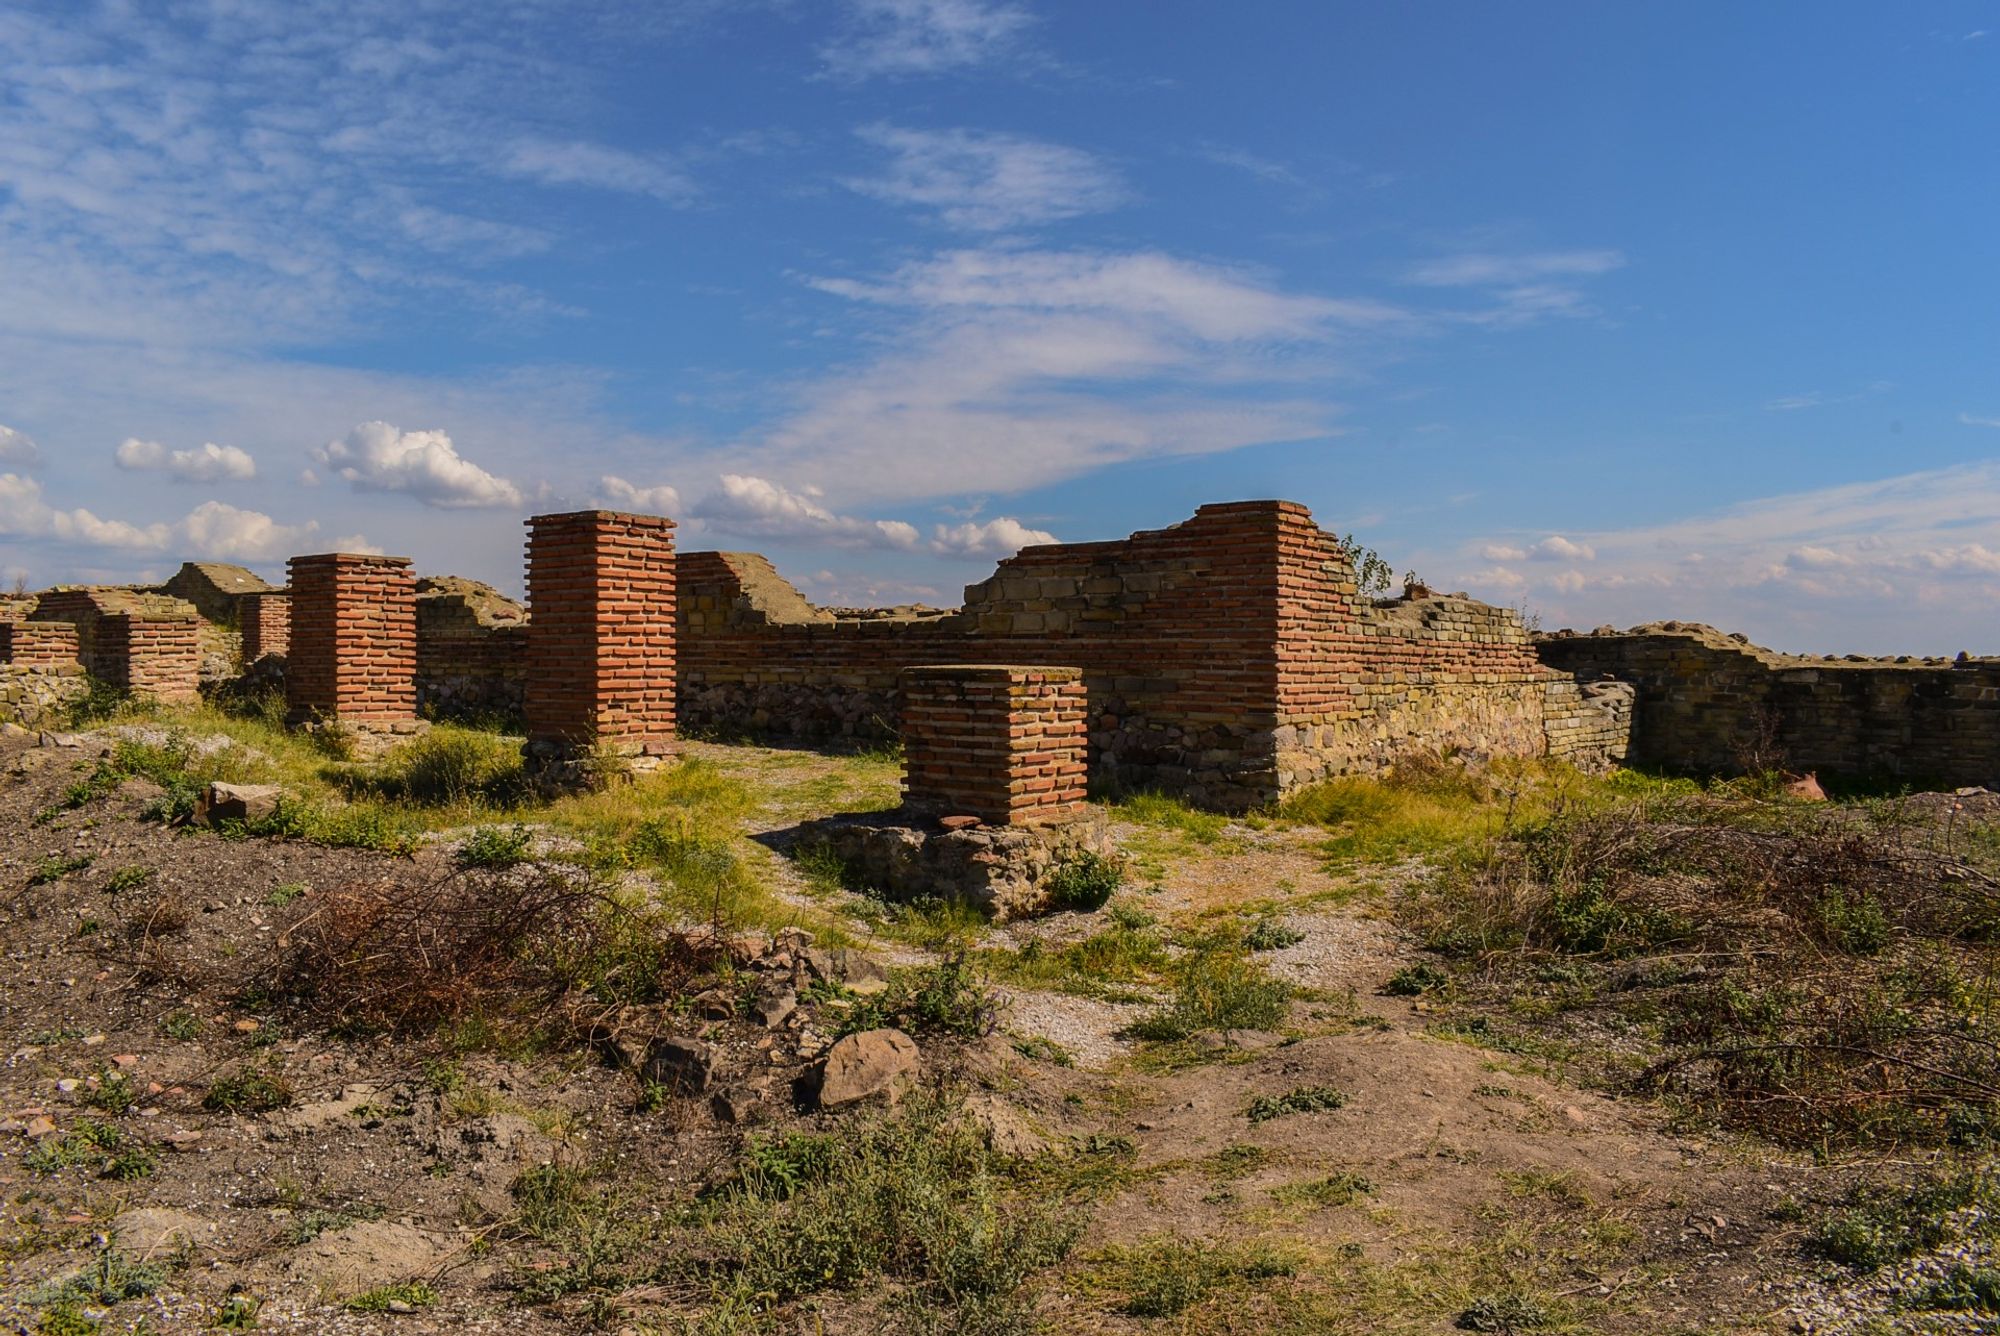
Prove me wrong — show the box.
[500,138,697,204]
[0,423,39,468]
[314,421,523,510]
[694,474,920,551]
[114,438,257,483]
[1479,542,1526,561]
[0,472,312,561]
[845,125,1126,231]
[820,0,1035,79]
[596,475,683,515]
[929,515,1057,557]
[1406,250,1626,288]
[1960,412,2000,429]
[1529,535,1595,561]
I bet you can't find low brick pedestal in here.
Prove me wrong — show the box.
[900,665,1088,825]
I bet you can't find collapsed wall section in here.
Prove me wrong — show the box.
[416,576,527,722]
[1538,626,2000,785]
[28,588,202,702]
[285,554,417,724]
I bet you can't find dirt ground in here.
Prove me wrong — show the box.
[0,729,1889,1334]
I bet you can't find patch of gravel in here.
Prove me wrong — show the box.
[1257,911,1412,996]
[1782,1218,2000,1333]
[1001,989,1144,1070]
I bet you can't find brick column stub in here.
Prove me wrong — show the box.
[284,553,417,724]
[900,663,1089,826]
[524,510,678,759]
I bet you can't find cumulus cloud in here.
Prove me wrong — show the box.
[1529,535,1595,561]
[694,474,920,551]
[845,125,1127,231]
[114,438,257,483]
[1479,542,1527,561]
[0,473,313,560]
[929,515,1057,558]
[596,476,683,515]
[820,0,1035,79]
[0,424,39,468]
[314,422,523,509]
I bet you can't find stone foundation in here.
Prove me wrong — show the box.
[0,664,88,726]
[796,811,1116,921]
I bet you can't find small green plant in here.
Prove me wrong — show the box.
[27,854,94,887]
[1128,944,1291,1042]
[35,1302,99,1336]
[344,1282,437,1312]
[82,1070,138,1115]
[103,865,154,894]
[1909,1263,2000,1312]
[24,1119,150,1179]
[841,954,998,1038]
[1270,1171,1373,1207]
[204,1068,295,1113]
[457,824,534,869]
[265,881,306,907]
[1457,1294,1553,1331]
[1243,917,1304,952]
[1012,1035,1075,1067]
[1114,1236,1298,1318]
[1810,1167,1998,1271]
[1044,850,1122,913]
[1246,1085,1348,1124]
[212,1291,261,1328]
[160,1010,202,1040]
[1383,961,1451,995]
[30,1248,167,1307]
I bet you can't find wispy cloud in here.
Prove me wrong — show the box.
[819,0,1036,80]
[693,474,920,550]
[0,473,317,561]
[845,125,1126,230]
[1960,412,2000,429]
[1193,143,1311,191]
[500,138,698,203]
[1406,250,1625,288]
[1450,461,2000,651]
[0,424,40,469]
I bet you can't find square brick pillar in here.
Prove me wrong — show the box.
[240,591,291,662]
[285,554,417,725]
[901,665,1089,825]
[101,615,201,703]
[524,510,676,782]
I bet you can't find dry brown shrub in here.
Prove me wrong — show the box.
[274,866,719,1037]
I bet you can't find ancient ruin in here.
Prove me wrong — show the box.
[4,497,1998,800]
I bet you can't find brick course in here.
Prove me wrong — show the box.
[0,621,81,668]
[524,511,676,755]
[99,615,201,703]
[285,554,417,724]
[901,665,1089,825]
[240,592,291,662]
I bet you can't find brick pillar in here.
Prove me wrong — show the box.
[240,591,291,662]
[101,615,201,703]
[285,554,417,725]
[524,510,676,778]
[901,665,1089,825]
[0,622,80,668]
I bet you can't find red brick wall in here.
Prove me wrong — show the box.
[240,592,291,662]
[902,665,1088,825]
[99,615,200,703]
[285,554,417,724]
[0,621,80,668]
[524,511,676,751]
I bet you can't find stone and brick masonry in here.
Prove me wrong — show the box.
[900,665,1090,825]
[26,588,202,702]
[284,554,417,725]
[523,511,677,774]
[240,591,291,663]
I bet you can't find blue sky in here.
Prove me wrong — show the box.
[3,1,1998,653]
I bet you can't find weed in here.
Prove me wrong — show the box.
[160,1010,201,1041]
[362,727,526,807]
[1044,850,1123,913]
[1384,961,1451,995]
[1011,1035,1075,1067]
[1270,1171,1373,1207]
[1110,1235,1298,1318]
[1243,917,1305,952]
[81,1070,138,1115]
[1128,943,1291,1042]
[1457,1294,1552,1331]
[203,1067,295,1113]
[1810,1166,1999,1271]
[27,854,94,887]
[24,1120,151,1179]
[265,881,305,907]
[841,954,998,1039]
[344,1282,437,1312]
[285,1206,380,1245]
[212,1292,260,1328]
[103,865,154,894]
[1246,1085,1347,1124]
[35,1304,98,1336]
[30,1249,166,1307]
[1111,791,1230,844]
[1908,1263,2000,1312]
[457,824,533,869]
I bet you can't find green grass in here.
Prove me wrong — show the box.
[1111,790,1233,844]
[1246,1085,1348,1124]
[1102,1235,1300,1318]
[344,1281,438,1312]
[1128,940,1293,1042]
[981,908,1169,1000]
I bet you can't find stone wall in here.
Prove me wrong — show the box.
[0,664,88,726]
[415,576,527,723]
[524,511,677,772]
[157,562,273,626]
[901,665,1089,825]
[1538,624,2000,785]
[286,554,417,725]
[240,592,290,663]
[1542,678,1636,768]
[680,500,1601,809]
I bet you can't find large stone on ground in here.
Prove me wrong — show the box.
[198,781,282,825]
[817,1027,918,1110]
[642,1035,717,1094]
